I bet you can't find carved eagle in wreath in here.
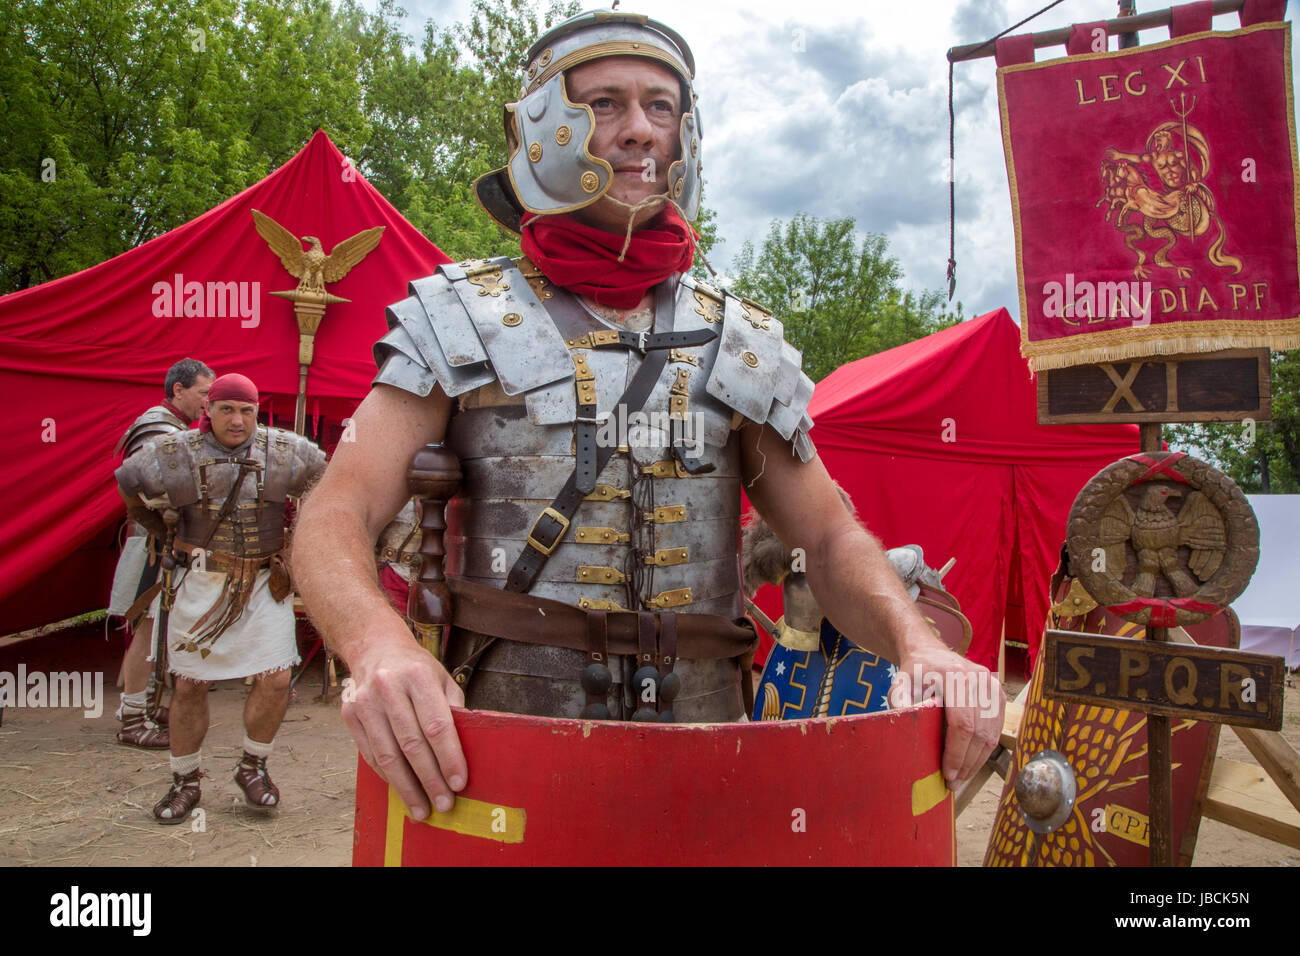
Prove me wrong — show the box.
[251,209,384,295]
[1098,485,1227,598]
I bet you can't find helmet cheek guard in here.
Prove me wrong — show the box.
[667,106,702,222]
[504,72,614,215]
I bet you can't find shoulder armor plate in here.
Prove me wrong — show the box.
[154,432,202,507]
[116,405,188,456]
[697,283,816,458]
[375,258,572,399]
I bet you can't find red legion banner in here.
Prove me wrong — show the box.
[999,21,1300,370]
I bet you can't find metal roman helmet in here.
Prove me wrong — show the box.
[473,8,703,234]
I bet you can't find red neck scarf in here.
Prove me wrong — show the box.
[520,207,696,309]
[161,398,190,424]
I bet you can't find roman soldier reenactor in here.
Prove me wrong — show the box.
[116,372,325,824]
[294,9,1003,822]
[109,357,213,748]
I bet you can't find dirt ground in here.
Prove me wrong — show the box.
[1,665,1297,867]
[0,676,357,867]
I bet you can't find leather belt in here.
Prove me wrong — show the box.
[173,538,278,574]
[448,577,756,661]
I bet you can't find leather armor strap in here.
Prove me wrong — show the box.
[509,281,721,593]
[448,577,756,660]
[584,610,609,712]
[507,330,674,593]
[637,611,655,669]
[567,327,717,352]
[378,546,420,566]
[670,416,714,475]
[660,611,678,674]
[572,351,598,495]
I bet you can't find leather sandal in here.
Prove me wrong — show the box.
[153,769,203,824]
[117,711,170,749]
[234,753,280,808]
[149,703,170,727]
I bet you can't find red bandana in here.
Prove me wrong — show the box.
[520,207,696,309]
[199,373,259,433]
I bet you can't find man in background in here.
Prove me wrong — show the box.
[109,357,213,748]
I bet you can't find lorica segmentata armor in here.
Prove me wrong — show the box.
[374,257,815,720]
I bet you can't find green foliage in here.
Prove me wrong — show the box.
[0,0,378,289]
[1167,350,1300,493]
[727,214,962,382]
[1,0,742,289]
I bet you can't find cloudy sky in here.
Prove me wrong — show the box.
[364,0,1297,322]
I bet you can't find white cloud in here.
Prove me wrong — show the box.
[371,0,1298,323]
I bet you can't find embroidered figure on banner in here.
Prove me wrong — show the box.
[1097,96,1243,281]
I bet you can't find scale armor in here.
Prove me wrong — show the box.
[374,257,815,720]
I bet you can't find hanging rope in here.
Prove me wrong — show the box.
[947,0,1071,300]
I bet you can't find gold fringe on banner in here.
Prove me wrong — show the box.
[1022,319,1300,372]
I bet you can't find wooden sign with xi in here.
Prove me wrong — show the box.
[1044,630,1284,731]
[1037,349,1270,424]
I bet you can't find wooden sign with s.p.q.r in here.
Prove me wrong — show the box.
[1043,630,1285,732]
[1037,349,1270,425]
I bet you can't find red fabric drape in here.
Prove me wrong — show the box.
[1067,21,1107,55]
[994,34,1035,67]
[1171,1,1215,36]
[1241,0,1288,26]
[0,130,451,631]
[750,310,1139,672]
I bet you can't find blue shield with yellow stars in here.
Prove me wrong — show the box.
[754,619,895,721]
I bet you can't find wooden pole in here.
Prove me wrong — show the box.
[948,0,1245,62]
[408,446,463,658]
[1139,422,1175,867]
[1118,0,1141,50]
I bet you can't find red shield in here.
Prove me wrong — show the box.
[355,705,954,866]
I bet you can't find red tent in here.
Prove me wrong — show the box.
[756,308,1141,673]
[0,130,451,632]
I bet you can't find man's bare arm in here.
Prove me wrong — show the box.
[293,383,467,819]
[739,421,1003,786]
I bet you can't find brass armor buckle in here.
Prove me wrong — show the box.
[526,507,571,555]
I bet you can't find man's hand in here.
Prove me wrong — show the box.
[342,635,467,820]
[887,637,1005,789]
[293,382,465,815]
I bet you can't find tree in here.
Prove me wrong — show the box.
[728,214,961,381]
[1167,350,1300,493]
[0,0,724,291]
